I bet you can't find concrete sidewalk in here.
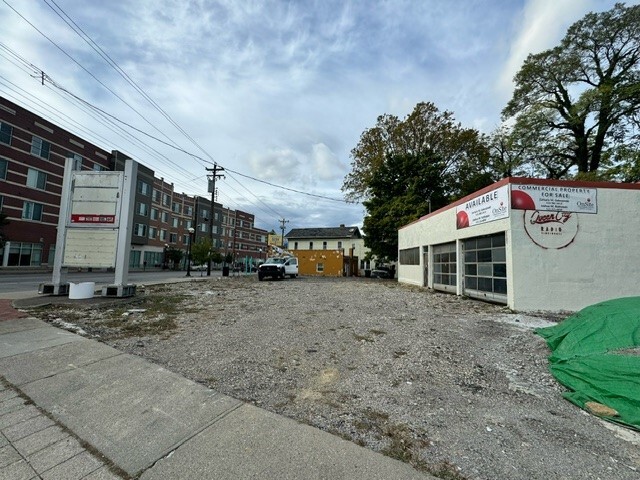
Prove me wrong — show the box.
[0,301,433,479]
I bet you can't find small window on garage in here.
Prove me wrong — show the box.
[399,247,419,265]
[316,262,324,272]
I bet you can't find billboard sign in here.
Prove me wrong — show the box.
[456,185,509,229]
[62,171,124,268]
[511,184,597,214]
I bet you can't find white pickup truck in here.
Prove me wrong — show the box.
[257,256,299,280]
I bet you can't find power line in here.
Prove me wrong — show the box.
[0,74,198,194]
[2,0,184,152]
[2,3,353,206]
[224,171,284,218]
[223,167,348,203]
[218,178,282,225]
[38,68,350,204]
[40,0,214,164]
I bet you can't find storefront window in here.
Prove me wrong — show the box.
[6,242,43,266]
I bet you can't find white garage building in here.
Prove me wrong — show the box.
[398,177,640,312]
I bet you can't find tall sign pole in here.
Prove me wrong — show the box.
[206,164,224,276]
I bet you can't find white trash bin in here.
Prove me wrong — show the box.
[68,282,95,300]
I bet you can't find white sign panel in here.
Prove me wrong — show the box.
[456,185,509,229]
[63,229,118,267]
[511,184,597,214]
[68,172,123,227]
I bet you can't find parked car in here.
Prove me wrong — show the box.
[371,265,394,279]
[191,264,208,271]
[258,256,298,280]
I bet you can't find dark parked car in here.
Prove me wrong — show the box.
[371,266,394,279]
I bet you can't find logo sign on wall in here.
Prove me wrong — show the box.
[523,210,579,249]
[511,184,597,213]
[456,185,509,229]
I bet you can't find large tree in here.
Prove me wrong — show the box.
[362,152,449,260]
[486,125,531,178]
[503,3,640,178]
[343,102,492,260]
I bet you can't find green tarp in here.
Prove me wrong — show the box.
[535,296,640,431]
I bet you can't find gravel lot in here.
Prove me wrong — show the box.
[33,276,640,480]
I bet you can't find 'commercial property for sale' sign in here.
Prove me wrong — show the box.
[511,184,598,214]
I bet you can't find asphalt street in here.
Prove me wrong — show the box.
[0,269,222,298]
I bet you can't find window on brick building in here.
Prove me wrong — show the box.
[69,153,82,170]
[134,224,147,237]
[0,122,12,145]
[0,158,7,180]
[30,136,50,160]
[22,201,43,221]
[137,202,149,216]
[137,180,151,196]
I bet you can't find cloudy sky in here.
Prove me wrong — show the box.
[0,0,632,232]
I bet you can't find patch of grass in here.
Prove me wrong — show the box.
[427,461,468,480]
[327,427,355,443]
[365,410,390,422]
[202,376,218,386]
[354,411,467,480]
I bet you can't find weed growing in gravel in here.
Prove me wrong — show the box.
[353,410,468,480]
[369,328,387,336]
[353,333,374,342]
[428,461,469,480]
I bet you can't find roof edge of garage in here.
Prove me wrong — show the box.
[399,177,640,231]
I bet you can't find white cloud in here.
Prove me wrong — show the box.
[311,143,346,181]
[497,0,592,93]
[247,148,301,182]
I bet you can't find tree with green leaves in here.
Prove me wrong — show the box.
[486,125,529,178]
[191,238,213,276]
[165,246,184,270]
[343,102,492,261]
[210,250,223,265]
[503,3,640,179]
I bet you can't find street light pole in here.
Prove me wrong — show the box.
[186,227,195,277]
[163,243,169,270]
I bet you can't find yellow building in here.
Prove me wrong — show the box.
[285,225,364,276]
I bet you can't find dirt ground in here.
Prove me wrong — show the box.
[29,276,640,480]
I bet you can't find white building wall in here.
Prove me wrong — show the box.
[509,187,640,311]
[398,206,511,291]
[398,181,640,312]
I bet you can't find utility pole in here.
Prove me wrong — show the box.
[279,218,289,248]
[206,164,224,276]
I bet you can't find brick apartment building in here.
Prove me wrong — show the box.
[0,96,267,269]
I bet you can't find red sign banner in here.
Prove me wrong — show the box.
[70,214,116,224]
